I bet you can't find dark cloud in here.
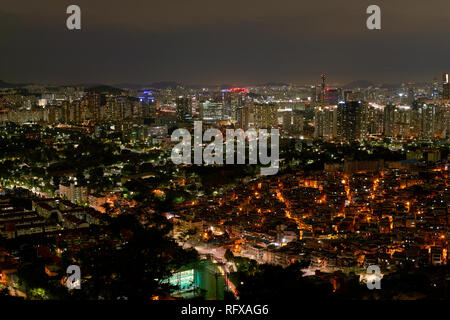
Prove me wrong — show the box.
[1,0,450,85]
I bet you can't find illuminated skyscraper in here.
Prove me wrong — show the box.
[252,103,278,129]
[320,73,326,105]
[337,101,367,141]
[394,106,412,138]
[87,93,105,121]
[314,105,337,139]
[443,73,450,99]
[366,103,384,136]
[383,104,395,137]
[236,104,250,129]
[417,101,436,139]
[222,88,246,122]
[176,96,192,121]
[200,101,223,123]
[139,90,156,124]
[310,86,318,103]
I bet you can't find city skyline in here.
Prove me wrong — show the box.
[1,0,450,306]
[0,62,449,302]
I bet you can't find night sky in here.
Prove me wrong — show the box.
[1,0,450,86]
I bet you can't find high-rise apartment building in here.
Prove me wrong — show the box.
[314,105,337,139]
[337,101,367,141]
[443,73,450,99]
[176,96,192,121]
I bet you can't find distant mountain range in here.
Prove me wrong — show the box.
[258,82,290,87]
[342,80,407,90]
[115,82,245,90]
[0,80,31,88]
[117,80,404,90]
[0,79,419,91]
[343,80,375,89]
[86,85,125,95]
[115,81,182,90]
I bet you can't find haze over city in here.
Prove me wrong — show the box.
[2,0,450,85]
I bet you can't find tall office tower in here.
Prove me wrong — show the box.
[200,101,223,123]
[443,73,450,99]
[314,105,338,139]
[253,103,278,129]
[139,90,156,124]
[337,101,367,141]
[176,96,192,121]
[222,88,246,122]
